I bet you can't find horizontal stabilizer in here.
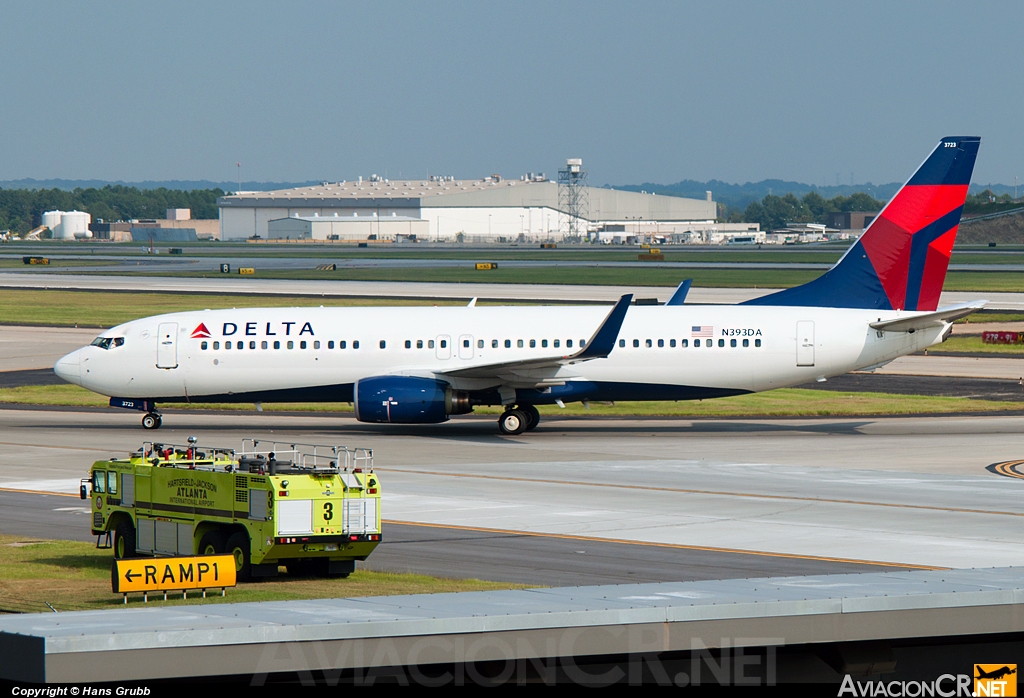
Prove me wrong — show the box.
[869,301,986,333]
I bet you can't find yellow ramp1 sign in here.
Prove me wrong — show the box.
[112,555,236,594]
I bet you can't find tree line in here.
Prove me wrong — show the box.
[725,189,1020,231]
[0,186,222,233]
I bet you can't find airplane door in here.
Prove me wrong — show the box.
[458,334,474,360]
[796,321,815,366]
[435,335,451,360]
[157,322,179,369]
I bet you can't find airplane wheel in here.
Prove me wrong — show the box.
[521,405,540,431]
[498,409,527,435]
[142,413,161,430]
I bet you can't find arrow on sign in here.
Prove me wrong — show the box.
[125,569,139,583]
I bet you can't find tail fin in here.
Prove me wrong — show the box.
[744,137,980,311]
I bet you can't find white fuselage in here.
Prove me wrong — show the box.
[54,304,946,405]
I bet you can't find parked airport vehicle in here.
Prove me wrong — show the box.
[83,438,381,580]
[55,137,983,434]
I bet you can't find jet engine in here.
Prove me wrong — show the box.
[354,376,472,424]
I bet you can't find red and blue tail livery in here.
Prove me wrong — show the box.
[745,136,980,311]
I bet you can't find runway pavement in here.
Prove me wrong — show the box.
[0,407,1022,574]
[2,271,1022,308]
[0,490,894,586]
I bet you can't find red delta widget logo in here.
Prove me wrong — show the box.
[207,321,316,337]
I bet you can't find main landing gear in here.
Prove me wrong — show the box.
[141,412,162,430]
[498,404,540,435]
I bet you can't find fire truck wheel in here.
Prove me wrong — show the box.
[498,409,527,435]
[141,413,161,430]
[113,521,136,559]
[198,530,227,556]
[521,405,541,430]
[226,532,252,581]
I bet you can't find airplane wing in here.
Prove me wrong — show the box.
[869,301,987,333]
[439,294,632,380]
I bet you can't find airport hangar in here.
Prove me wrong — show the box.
[216,173,751,243]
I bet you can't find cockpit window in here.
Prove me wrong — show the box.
[90,337,124,350]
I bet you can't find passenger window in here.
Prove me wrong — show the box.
[300,340,307,349]
[681,339,688,347]
[464,339,470,348]
[213,341,220,350]
[580,340,586,347]
[93,471,105,494]
[353,341,360,349]
[313,341,320,349]
[670,339,676,347]
[201,341,208,350]
[755,339,761,347]
[730,339,737,347]
[619,339,625,348]
[718,339,725,347]
[107,471,118,495]
[427,340,433,349]
[541,339,548,348]
[477,339,484,348]
[567,340,573,348]
[379,340,385,349]
[225,342,231,350]
[261,341,268,349]
[694,339,701,347]
[287,340,294,349]
[553,339,560,348]
[658,339,664,348]
[504,339,511,348]
[339,341,346,349]
[405,340,411,349]
[417,340,424,349]
[633,339,639,348]
[529,339,536,348]
[743,339,749,347]
[274,341,281,349]
[328,341,334,349]
[440,339,447,348]
[517,339,524,348]
[646,339,652,348]
[249,341,256,349]
[491,339,498,348]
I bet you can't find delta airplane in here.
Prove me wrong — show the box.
[54,137,982,434]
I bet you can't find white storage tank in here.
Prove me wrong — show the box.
[41,211,63,236]
[60,211,92,240]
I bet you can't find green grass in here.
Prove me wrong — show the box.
[0,535,526,613]
[929,335,1024,355]
[105,265,1024,292]
[957,313,1024,324]
[3,384,1018,417]
[0,289,462,327]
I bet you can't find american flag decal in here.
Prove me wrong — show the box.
[691,325,713,338]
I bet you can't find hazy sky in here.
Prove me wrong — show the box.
[2,1,1021,186]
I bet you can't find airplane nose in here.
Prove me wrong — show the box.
[54,350,82,385]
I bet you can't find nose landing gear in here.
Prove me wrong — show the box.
[141,412,162,430]
[498,404,540,435]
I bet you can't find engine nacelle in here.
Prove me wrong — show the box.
[354,376,471,424]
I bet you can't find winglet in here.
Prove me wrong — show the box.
[665,280,692,306]
[571,294,632,361]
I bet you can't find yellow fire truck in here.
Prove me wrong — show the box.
[83,438,381,580]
